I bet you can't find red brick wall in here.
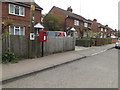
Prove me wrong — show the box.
[49,7,86,37]
[66,18,84,37]
[49,7,66,30]
[91,21,98,33]
[2,2,42,35]
[49,7,66,19]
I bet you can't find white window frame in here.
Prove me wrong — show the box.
[104,34,106,38]
[84,23,88,27]
[9,4,25,16]
[101,28,103,32]
[9,25,25,35]
[74,20,79,26]
[105,29,107,32]
[100,33,103,38]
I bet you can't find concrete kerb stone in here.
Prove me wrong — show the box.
[2,56,87,84]
[2,44,115,84]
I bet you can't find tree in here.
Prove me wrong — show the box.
[43,14,64,31]
[2,18,12,35]
[2,18,12,52]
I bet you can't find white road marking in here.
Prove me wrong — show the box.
[91,49,108,56]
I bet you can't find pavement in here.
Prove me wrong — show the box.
[1,44,115,83]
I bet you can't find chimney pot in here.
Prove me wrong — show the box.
[67,6,73,12]
[93,19,97,22]
[105,25,108,27]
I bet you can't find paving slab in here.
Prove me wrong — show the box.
[1,44,115,82]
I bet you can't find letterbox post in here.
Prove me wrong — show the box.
[39,30,47,57]
[41,42,44,57]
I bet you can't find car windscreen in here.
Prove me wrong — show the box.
[47,32,61,37]
[47,32,56,36]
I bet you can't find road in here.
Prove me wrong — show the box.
[3,48,118,88]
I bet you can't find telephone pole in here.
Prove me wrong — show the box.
[28,0,35,58]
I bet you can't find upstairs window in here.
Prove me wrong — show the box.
[84,23,88,27]
[9,4,25,16]
[105,29,107,32]
[101,28,103,31]
[74,20,79,26]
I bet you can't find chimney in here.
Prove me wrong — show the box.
[93,19,97,22]
[105,25,108,27]
[67,6,73,12]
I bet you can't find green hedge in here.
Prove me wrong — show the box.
[76,38,112,47]
[76,37,90,40]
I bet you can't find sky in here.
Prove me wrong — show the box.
[35,0,119,30]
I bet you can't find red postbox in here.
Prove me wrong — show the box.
[39,30,47,42]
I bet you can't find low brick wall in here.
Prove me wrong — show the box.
[111,38,117,43]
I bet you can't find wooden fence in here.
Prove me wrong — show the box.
[2,35,75,59]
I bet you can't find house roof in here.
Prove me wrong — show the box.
[97,23,106,28]
[52,6,91,23]
[2,0,43,10]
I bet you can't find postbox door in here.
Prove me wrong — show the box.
[39,30,47,42]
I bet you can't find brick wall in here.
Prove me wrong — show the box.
[2,2,42,35]
[49,7,85,38]
[91,20,99,33]
[49,7,66,30]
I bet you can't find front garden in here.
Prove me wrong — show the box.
[76,37,117,47]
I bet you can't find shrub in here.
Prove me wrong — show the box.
[76,37,90,40]
[2,52,18,63]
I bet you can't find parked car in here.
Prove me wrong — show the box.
[46,31,67,37]
[118,38,120,41]
[115,41,120,49]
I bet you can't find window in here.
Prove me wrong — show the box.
[19,7,24,15]
[20,26,24,35]
[9,4,25,16]
[9,4,14,13]
[74,20,79,26]
[84,23,88,27]
[100,33,103,38]
[9,25,14,35]
[105,29,107,32]
[104,35,106,38]
[9,25,25,35]
[101,28,103,31]
[15,26,19,35]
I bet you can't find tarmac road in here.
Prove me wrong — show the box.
[3,48,118,88]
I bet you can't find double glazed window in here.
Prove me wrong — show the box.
[101,28,103,32]
[84,23,88,27]
[74,20,79,26]
[9,25,25,35]
[105,29,107,32]
[9,4,25,16]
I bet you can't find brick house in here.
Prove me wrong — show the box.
[98,24,114,38]
[89,19,114,38]
[1,1,43,36]
[48,6,92,38]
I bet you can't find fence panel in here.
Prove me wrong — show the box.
[2,35,75,59]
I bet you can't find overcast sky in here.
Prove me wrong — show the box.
[35,0,119,30]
